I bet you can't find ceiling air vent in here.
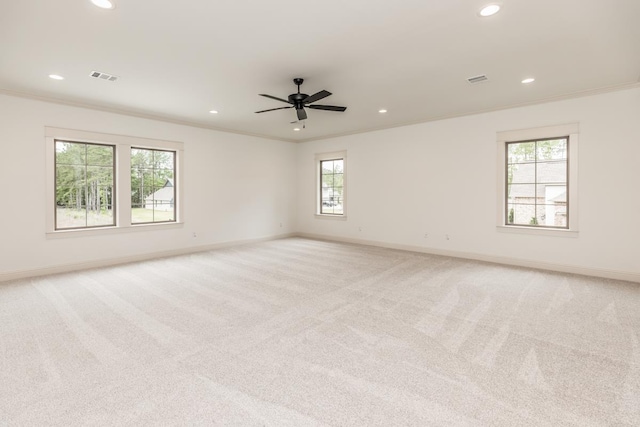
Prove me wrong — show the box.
[467,74,488,84]
[90,71,119,82]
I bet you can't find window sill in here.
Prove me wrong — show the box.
[46,222,184,239]
[496,225,578,237]
[315,214,347,221]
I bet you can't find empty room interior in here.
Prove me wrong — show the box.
[1,0,640,425]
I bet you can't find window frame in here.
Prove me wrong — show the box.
[130,147,177,225]
[45,127,184,237]
[54,139,117,231]
[496,123,579,236]
[315,150,347,219]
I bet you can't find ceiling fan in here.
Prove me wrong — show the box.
[255,78,347,121]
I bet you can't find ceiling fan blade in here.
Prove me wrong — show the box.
[308,105,347,112]
[297,108,307,121]
[255,106,294,113]
[259,94,292,104]
[303,90,331,104]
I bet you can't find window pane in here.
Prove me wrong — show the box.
[537,139,567,161]
[508,142,536,164]
[507,183,535,200]
[86,144,113,166]
[154,170,173,188]
[321,160,334,174]
[153,150,174,170]
[87,186,114,227]
[541,203,567,227]
[56,165,85,187]
[321,200,335,214]
[154,208,175,222]
[87,165,113,186]
[56,205,87,229]
[333,159,344,173]
[543,185,567,203]
[537,161,566,184]
[56,141,85,165]
[332,173,344,189]
[508,203,537,226]
[131,207,153,223]
[508,163,535,184]
[322,173,335,187]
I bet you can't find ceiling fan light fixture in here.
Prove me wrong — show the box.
[91,0,115,9]
[49,74,64,80]
[209,110,218,114]
[293,128,301,132]
[378,109,388,114]
[521,78,535,84]
[479,4,500,17]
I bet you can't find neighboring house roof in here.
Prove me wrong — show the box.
[145,187,174,202]
[509,162,566,198]
[550,191,567,202]
[145,179,174,202]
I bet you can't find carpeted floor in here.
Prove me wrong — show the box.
[0,237,638,425]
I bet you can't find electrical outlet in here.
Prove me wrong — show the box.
[423,233,428,239]
[192,232,197,238]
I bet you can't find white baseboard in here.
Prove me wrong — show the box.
[296,232,640,284]
[3,232,638,284]
[0,233,296,283]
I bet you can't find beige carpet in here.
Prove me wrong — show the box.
[0,237,638,426]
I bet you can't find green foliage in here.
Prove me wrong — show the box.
[130,148,174,207]
[55,141,114,213]
[529,216,539,225]
[508,208,514,224]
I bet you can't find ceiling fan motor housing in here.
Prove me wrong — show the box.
[255,77,346,121]
[289,93,308,108]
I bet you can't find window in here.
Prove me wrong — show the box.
[316,151,347,217]
[55,140,115,230]
[46,127,183,236]
[131,148,176,224]
[506,137,568,228]
[497,124,578,234]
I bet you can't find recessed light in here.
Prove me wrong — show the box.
[521,78,535,84]
[49,74,64,80]
[209,110,218,114]
[91,0,115,9]
[479,4,500,17]
[378,109,388,114]
[293,128,301,132]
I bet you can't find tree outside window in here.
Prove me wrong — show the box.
[131,148,176,224]
[55,140,115,229]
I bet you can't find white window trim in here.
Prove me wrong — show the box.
[315,150,347,220]
[45,127,184,237]
[496,123,579,236]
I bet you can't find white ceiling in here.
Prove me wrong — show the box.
[1,0,639,142]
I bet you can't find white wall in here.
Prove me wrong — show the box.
[0,94,297,279]
[296,87,640,281]
[3,88,639,282]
